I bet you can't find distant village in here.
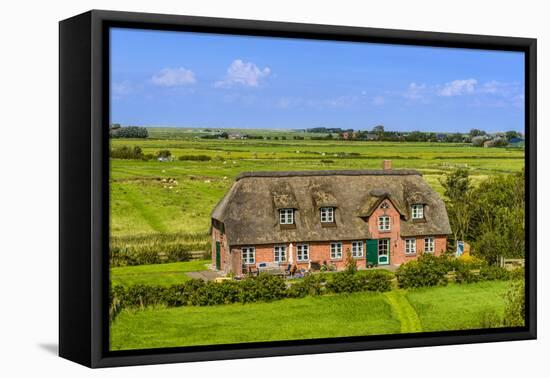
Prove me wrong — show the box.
[197,125,524,148]
[109,124,524,148]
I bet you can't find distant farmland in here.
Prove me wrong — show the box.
[110,127,524,252]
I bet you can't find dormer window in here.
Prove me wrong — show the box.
[412,204,424,219]
[279,208,294,225]
[378,216,391,231]
[320,207,335,223]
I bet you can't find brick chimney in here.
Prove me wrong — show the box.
[383,160,392,170]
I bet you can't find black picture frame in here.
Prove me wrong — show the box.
[59,9,537,368]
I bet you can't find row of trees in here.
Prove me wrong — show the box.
[441,168,525,264]
[110,125,149,138]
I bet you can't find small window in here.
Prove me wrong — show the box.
[330,242,343,259]
[352,241,364,258]
[296,244,309,262]
[378,239,389,255]
[279,208,294,224]
[424,237,435,253]
[320,207,335,223]
[405,239,416,255]
[274,245,286,263]
[412,204,424,219]
[378,216,391,231]
[242,247,255,265]
[380,201,390,209]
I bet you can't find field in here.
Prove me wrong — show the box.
[110,281,509,350]
[108,128,523,351]
[110,127,524,253]
[110,260,210,286]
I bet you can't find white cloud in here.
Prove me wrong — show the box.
[215,59,271,88]
[438,78,477,97]
[404,82,428,100]
[151,67,196,87]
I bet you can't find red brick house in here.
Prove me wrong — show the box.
[211,163,451,275]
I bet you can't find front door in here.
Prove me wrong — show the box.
[215,241,221,270]
[366,239,378,266]
[378,239,390,265]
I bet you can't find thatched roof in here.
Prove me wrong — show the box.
[211,170,451,246]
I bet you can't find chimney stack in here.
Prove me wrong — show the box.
[383,160,392,170]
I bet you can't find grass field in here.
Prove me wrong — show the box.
[110,281,509,350]
[110,260,210,287]
[110,128,524,252]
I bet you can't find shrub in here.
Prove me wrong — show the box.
[503,279,525,327]
[326,271,392,293]
[395,254,449,288]
[287,274,325,298]
[344,249,357,274]
[178,155,212,161]
[156,150,172,159]
[362,270,393,292]
[479,265,511,281]
[239,274,287,303]
[110,146,145,160]
[109,244,192,266]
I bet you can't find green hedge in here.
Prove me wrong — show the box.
[110,271,394,320]
[109,245,192,266]
[396,254,520,288]
[396,254,450,288]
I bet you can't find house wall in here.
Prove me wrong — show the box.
[212,197,448,274]
[211,221,232,273]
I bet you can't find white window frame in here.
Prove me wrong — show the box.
[279,208,294,225]
[405,238,416,255]
[296,244,309,262]
[274,245,287,263]
[378,216,391,231]
[330,242,343,260]
[241,247,255,265]
[412,204,424,219]
[352,241,364,258]
[320,207,335,223]
[424,237,435,253]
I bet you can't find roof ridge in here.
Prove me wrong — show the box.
[236,169,421,180]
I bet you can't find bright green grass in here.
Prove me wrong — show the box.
[406,281,509,332]
[110,281,510,351]
[110,260,210,287]
[110,291,400,350]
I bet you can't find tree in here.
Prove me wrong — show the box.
[470,128,486,138]
[440,168,472,245]
[505,130,520,141]
[156,149,172,158]
[471,136,485,147]
[372,125,385,138]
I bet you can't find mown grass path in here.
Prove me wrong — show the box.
[384,290,422,333]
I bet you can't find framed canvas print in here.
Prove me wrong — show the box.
[59,10,536,368]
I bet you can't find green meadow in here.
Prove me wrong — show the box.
[110,128,524,252]
[110,281,509,350]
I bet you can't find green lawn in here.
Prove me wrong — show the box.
[110,281,510,350]
[110,260,210,287]
[406,280,509,332]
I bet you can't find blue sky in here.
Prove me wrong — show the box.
[110,28,525,133]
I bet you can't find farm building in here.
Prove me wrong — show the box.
[211,161,451,275]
